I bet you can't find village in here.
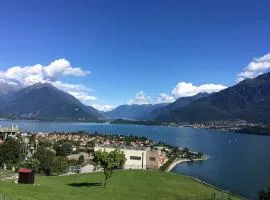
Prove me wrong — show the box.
[0,125,205,181]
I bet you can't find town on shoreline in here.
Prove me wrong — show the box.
[1,117,270,136]
[111,118,270,136]
[0,125,205,176]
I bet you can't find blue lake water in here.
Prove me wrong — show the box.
[1,120,270,199]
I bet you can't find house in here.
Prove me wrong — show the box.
[94,146,147,169]
[146,150,168,169]
[0,125,20,140]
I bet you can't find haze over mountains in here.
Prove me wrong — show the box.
[0,83,21,95]
[0,72,270,123]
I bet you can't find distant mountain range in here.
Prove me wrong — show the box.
[103,103,168,120]
[1,72,270,123]
[103,93,210,121]
[0,83,101,121]
[155,72,270,122]
[148,93,210,120]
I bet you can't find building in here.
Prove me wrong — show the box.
[0,125,20,140]
[67,152,92,163]
[94,146,147,170]
[146,150,168,169]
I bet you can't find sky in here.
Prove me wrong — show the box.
[0,0,270,111]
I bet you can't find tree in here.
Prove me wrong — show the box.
[33,146,55,175]
[183,148,189,154]
[52,156,69,174]
[198,152,204,158]
[39,139,52,148]
[0,137,22,167]
[86,148,94,156]
[0,157,3,168]
[78,155,85,165]
[53,141,72,156]
[93,150,125,187]
[29,134,36,145]
[68,159,79,166]
[259,183,270,200]
[86,140,95,149]
[18,158,40,173]
[86,141,95,155]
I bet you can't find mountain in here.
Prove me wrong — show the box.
[104,103,168,120]
[156,72,270,122]
[147,93,209,120]
[0,83,102,121]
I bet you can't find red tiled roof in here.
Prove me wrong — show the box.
[18,168,32,173]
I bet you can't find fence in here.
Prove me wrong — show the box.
[184,192,232,200]
[0,191,237,200]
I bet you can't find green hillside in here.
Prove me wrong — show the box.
[0,170,242,200]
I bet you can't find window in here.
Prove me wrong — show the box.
[130,156,141,160]
[149,157,156,161]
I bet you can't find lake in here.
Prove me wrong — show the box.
[1,120,269,199]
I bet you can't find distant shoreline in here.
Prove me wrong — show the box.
[1,118,270,136]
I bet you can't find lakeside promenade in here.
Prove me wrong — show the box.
[166,156,208,172]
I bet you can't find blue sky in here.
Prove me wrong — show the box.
[0,0,270,110]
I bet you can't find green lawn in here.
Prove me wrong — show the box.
[0,170,242,200]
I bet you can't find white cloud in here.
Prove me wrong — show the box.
[52,80,93,93]
[44,59,90,78]
[69,91,98,105]
[155,93,175,104]
[128,91,151,105]
[91,104,114,112]
[172,82,227,98]
[52,81,97,105]
[236,53,270,82]
[0,59,97,105]
[0,58,90,86]
[128,82,226,105]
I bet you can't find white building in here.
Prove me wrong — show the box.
[0,125,20,139]
[94,146,147,170]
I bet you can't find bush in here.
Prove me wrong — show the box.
[18,158,40,173]
[52,156,69,174]
[78,155,85,165]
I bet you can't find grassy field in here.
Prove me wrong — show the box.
[0,170,242,200]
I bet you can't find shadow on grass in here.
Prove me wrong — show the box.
[67,182,103,187]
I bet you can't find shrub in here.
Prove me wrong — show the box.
[18,158,40,173]
[52,156,69,174]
